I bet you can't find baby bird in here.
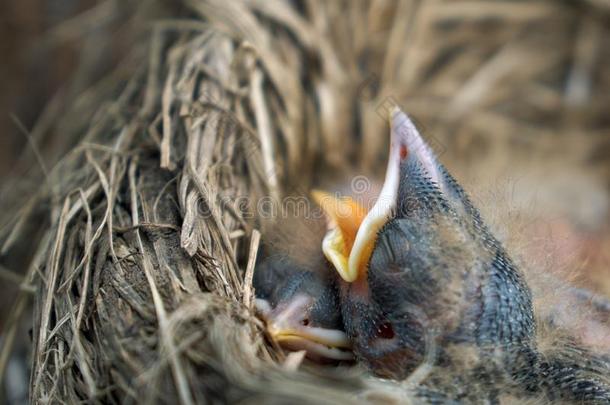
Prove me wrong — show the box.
[315,108,610,403]
[253,207,353,362]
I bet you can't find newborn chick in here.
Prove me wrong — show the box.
[253,207,352,362]
[315,108,610,403]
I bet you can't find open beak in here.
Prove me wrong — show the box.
[313,107,438,283]
[311,190,368,282]
[255,296,353,362]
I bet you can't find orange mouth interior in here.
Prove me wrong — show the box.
[311,190,367,254]
[312,190,374,282]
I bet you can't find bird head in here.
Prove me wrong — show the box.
[254,215,353,362]
[314,108,534,378]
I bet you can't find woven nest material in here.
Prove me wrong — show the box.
[1,0,610,403]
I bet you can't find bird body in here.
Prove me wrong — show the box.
[253,108,609,403]
[316,108,610,403]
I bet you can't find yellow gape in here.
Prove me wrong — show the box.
[311,190,378,283]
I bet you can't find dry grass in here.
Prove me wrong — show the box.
[0,0,609,403]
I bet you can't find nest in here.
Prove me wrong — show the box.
[1,0,610,403]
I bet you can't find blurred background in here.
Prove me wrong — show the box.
[1,0,609,403]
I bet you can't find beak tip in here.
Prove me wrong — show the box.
[389,106,402,123]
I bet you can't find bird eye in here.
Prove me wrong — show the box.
[376,322,395,339]
[300,318,310,326]
[399,145,408,160]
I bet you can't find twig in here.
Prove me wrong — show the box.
[161,62,176,169]
[250,68,280,202]
[242,229,261,309]
[32,198,71,396]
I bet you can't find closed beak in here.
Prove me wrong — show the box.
[255,296,353,361]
